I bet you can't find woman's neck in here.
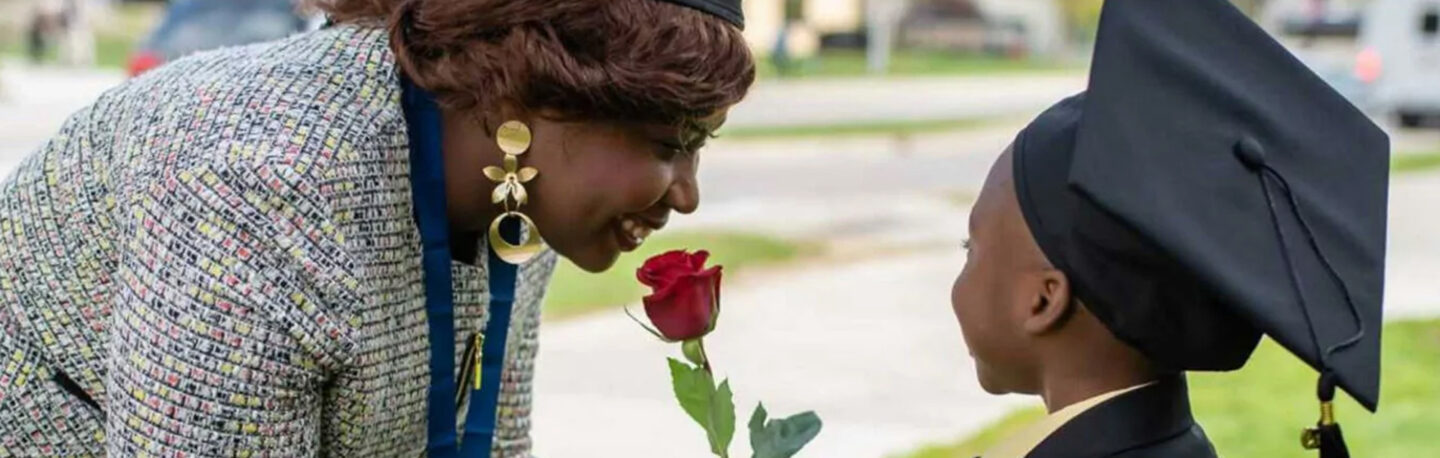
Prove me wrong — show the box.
[451,232,480,264]
[441,107,506,234]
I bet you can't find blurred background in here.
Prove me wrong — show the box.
[0,0,1436,456]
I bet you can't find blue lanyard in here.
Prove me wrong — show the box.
[402,77,518,458]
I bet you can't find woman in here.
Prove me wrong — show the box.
[0,0,753,455]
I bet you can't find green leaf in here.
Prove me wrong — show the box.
[749,402,770,450]
[668,358,714,430]
[712,379,737,457]
[772,411,822,455]
[749,405,823,458]
[669,358,733,456]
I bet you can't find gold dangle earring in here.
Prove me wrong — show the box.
[483,120,545,264]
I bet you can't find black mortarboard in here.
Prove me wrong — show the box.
[659,0,745,29]
[1013,0,1388,454]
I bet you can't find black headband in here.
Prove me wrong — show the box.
[659,0,744,29]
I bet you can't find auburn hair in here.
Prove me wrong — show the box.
[315,0,756,136]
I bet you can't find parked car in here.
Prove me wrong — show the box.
[127,0,316,77]
[1357,0,1440,127]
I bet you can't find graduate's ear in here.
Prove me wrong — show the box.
[1023,268,1073,335]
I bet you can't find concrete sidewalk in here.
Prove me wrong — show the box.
[531,248,1033,458]
[0,63,124,173]
[1381,172,1440,319]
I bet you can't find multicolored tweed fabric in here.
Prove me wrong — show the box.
[0,25,557,456]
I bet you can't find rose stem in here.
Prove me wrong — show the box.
[699,339,713,374]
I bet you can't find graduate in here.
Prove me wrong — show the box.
[948,0,1389,456]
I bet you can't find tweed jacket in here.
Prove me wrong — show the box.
[0,25,557,456]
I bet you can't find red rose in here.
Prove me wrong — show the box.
[637,250,723,342]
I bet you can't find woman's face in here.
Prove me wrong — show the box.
[515,114,720,273]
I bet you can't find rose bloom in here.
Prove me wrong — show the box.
[638,250,722,341]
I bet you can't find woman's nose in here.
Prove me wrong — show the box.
[665,157,700,214]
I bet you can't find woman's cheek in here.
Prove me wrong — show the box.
[610,157,674,210]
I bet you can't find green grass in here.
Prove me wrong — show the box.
[719,117,1000,140]
[1190,319,1440,457]
[900,407,1046,458]
[542,231,812,319]
[900,319,1440,457]
[1393,151,1440,173]
[96,2,161,67]
[941,189,979,208]
[758,50,1080,79]
[94,32,138,69]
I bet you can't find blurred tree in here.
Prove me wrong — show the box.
[1060,0,1270,45]
[1230,0,1267,15]
[773,0,806,77]
[1058,0,1105,44]
[784,0,805,21]
[905,0,982,17]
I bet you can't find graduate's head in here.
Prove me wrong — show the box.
[956,3,1392,451]
[949,146,1054,394]
[951,146,1153,396]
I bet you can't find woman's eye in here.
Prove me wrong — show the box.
[656,143,686,160]
[962,238,973,251]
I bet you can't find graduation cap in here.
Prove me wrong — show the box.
[659,0,745,29]
[1012,0,1389,456]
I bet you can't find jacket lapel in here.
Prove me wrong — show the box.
[1027,375,1197,457]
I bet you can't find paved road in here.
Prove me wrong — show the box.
[725,74,1086,129]
[0,63,1068,174]
[698,125,1022,204]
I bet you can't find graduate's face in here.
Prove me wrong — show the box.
[445,109,724,273]
[951,148,1052,394]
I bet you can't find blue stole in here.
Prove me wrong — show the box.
[402,77,520,457]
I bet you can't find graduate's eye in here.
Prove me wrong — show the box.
[962,238,973,251]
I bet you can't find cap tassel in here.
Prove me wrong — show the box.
[1235,140,1364,458]
[1302,373,1350,458]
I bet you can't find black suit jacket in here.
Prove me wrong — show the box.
[1027,376,1218,457]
